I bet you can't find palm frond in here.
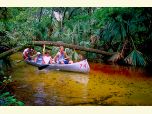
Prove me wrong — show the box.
[51,46,59,57]
[79,41,90,48]
[72,50,79,62]
[65,48,73,56]
[124,50,146,66]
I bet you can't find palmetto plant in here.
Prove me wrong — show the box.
[94,8,148,66]
[65,48,80,62]
[124,50,146,66]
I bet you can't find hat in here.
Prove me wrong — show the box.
[37,52,41,55]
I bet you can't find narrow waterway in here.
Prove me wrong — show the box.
[10,52,152,105]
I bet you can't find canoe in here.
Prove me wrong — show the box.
[25,59,90,73]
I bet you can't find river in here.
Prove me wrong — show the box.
[10,52,152,106]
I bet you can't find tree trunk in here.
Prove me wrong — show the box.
[88,7,92,36]
[39,7,43,22]
[0,41,116,59]
[0,45,28,59]
[31,41,115,56]
[4,8,9,31]
[62,8,68,27]
[68,8,79,20]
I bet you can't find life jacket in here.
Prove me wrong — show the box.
[36,54,43,64]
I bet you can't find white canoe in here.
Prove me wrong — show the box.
[25,59,90,73]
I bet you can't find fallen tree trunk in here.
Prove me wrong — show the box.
[0,41,115,59]
[0,45,28,59]
[31,41,115,56]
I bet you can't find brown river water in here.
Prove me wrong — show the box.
[10,52,152,106]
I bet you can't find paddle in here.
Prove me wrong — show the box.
[38,64,50,70]
[16,59,24,63]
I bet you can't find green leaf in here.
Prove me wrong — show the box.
[17,101,24,106]
[0,92,10,98]
[72,51,79,61]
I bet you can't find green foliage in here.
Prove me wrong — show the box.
[0,92,24,106]
[34,46,43,53]
[72,50,79,62]
[65,48,80,61]
[0,74,24,106]
[124,50,146,66]
[86,52,97,60]
[79,41,90,48]
[1,7,152,66]
[51,46,59,57]
[0,58,11,76]
[2,75,13,84]
[0,60,5,76]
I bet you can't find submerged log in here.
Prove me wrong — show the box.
[31,41,115,56]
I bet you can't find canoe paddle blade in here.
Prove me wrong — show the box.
[38,64,50,70]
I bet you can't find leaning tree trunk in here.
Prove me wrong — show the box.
[0,45,28,59]
[0,41,116,59]
[30,41,116,56]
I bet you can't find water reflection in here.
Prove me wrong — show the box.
[34,82,47,105]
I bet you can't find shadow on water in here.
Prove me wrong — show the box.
[10,52,152,106]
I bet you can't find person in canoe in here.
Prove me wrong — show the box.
[34,52,44,64]
[53,46,73,64]
[23,46,36,60]
[42,44,53,64]
[34,51,53,64]
[43,51,53,64]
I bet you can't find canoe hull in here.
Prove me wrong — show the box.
[25,59,90,73]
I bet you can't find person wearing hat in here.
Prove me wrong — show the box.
[34,52,44,64]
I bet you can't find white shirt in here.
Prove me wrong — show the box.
[43,56,51,64]
[23,48,29,55]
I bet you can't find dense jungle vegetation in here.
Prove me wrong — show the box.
[0,7,152,105]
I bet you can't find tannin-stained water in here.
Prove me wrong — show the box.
[10,52,152,105]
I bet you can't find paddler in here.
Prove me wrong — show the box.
[23,46,36,60]
[43,51,52,64]
[53,46,73,64]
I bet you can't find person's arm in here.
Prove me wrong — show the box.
[64,52,70,60]
[34,57,37,62]
[50,56,52,64]
[53,52,59,62]
[33,49,37,55]
[42,44,45,55]
[42,57,45,64]
[24,52,29,60]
